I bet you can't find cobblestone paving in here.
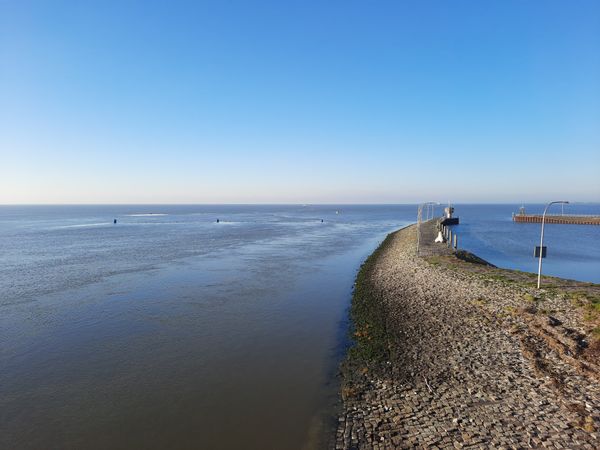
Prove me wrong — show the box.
[336,223,599,449]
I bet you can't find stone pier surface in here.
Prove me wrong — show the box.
[335,221,600,449]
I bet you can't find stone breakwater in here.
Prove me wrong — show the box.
[335,222,600,449]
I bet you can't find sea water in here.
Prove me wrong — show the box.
[453,203,600,284]
[1,204,599,449]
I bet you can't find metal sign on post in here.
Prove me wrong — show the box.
[534,246,547,258]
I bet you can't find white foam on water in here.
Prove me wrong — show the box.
[54,222,111,229]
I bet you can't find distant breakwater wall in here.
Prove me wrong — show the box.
[513,213,600,225]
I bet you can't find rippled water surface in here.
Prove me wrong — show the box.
[1,205,413,450]
[1,204,599,449]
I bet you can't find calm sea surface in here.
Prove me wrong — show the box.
[1,204,599,449]
[452,203,600,284]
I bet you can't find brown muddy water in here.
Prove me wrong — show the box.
[1,205,412,449]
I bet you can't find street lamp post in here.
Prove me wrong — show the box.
[416,204,422,254]
[426,203,436,220]
[416,202,439,256]
[537,200,569,289]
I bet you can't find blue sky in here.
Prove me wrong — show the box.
[1,0,599,203]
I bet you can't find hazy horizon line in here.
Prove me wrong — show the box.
[2,201,599,206]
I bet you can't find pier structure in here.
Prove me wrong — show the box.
[440,204,459,225]
[512,206,600,225]
[417,203,461,256]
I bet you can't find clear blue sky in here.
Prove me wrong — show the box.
[1,0,599,203]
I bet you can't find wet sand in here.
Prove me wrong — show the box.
[336,222,600,449]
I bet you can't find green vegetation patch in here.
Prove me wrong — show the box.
[340,230,401,399]
[567,291,600,322]
[347,232,395,366]
[455,250,494,266]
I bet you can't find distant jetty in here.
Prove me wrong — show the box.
[440,204,459,225]
[512,207,600,225]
